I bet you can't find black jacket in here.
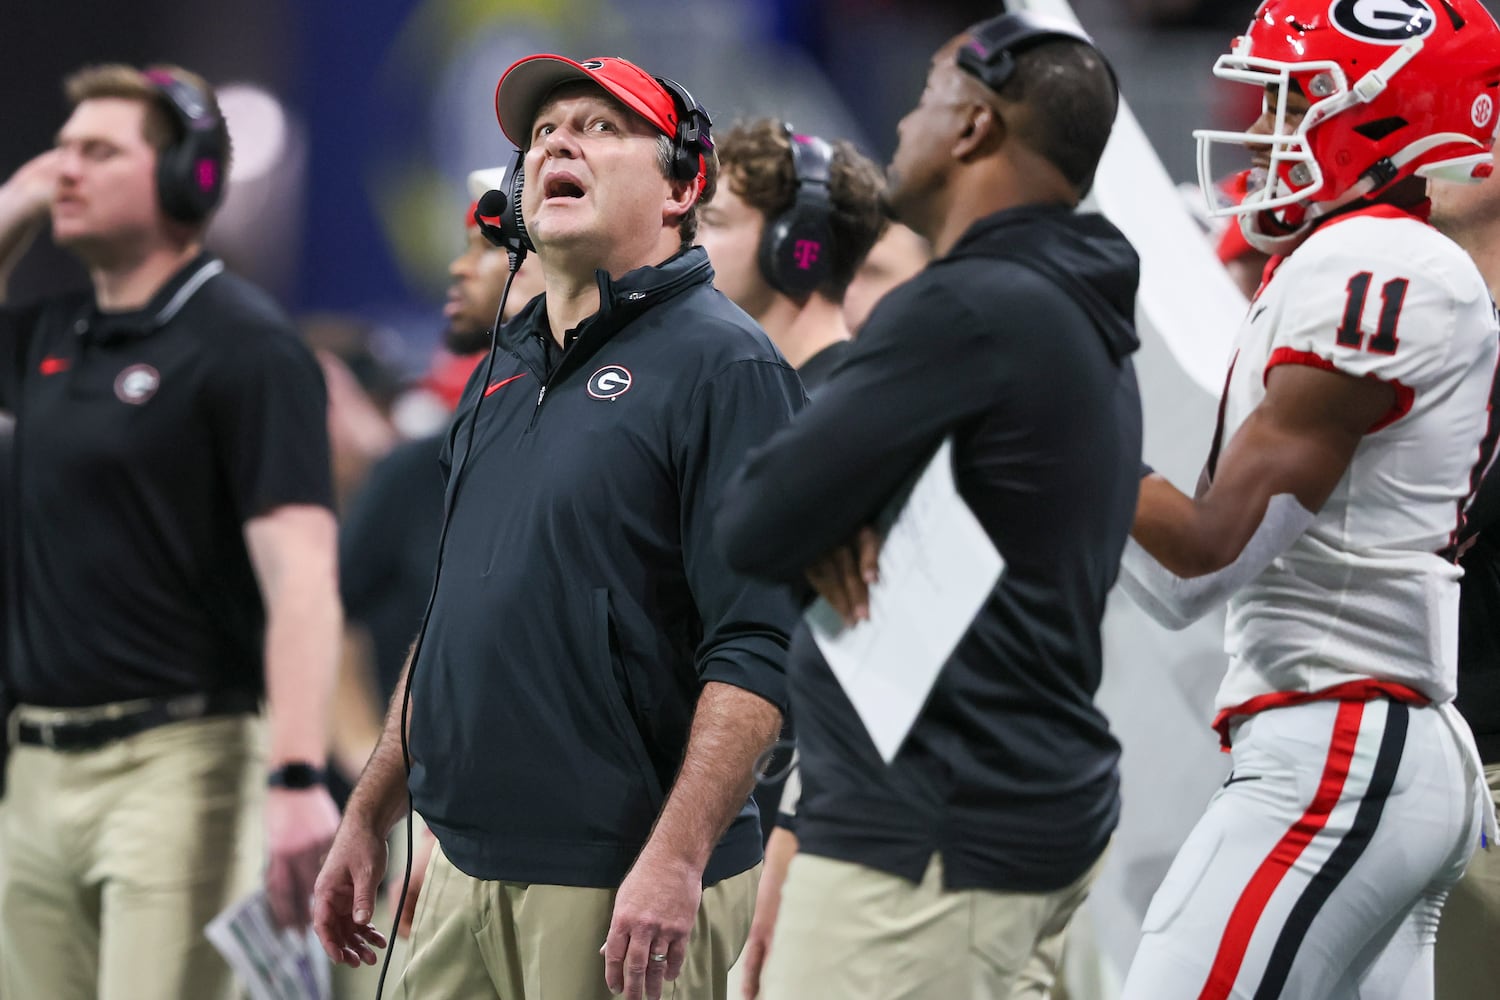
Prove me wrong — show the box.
[717,206,1143,892]
[408,247,804,888]
[1458,461,1500,764]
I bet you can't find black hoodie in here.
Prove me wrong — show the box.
[409,247,805,888]
[717,205,1143,892]
[1457,466,1500,763]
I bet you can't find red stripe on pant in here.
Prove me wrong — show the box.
[1198,700,1366,1000]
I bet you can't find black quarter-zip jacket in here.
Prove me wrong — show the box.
[408,247,805,888]
[717,206,1143,892]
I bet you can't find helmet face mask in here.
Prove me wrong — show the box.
[1195,0,1500,240]
[1195,49,1352,220]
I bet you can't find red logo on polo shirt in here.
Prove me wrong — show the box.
[114,364,161,405]
[39,357,69,375]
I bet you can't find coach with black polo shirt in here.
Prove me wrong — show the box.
[0,65,341,999]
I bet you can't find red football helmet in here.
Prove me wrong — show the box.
[1196,0,1500,243]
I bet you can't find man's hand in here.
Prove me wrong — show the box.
[804,526,882,626]
[312,810,391,968]
[388,827,438,939]
[1,149,62,220]
[0,149,62,300]
[602,850,703,1000]
[265,785,341,930]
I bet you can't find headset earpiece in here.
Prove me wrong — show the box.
[474,147,534,257]
[142,69,227,225]
[956,11,1118,103]
[654,76,713,184]
[757,125,835,301]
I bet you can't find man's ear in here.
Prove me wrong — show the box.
[663,175,699,227]
[955,103,1004,161]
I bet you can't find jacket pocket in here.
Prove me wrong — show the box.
[591,588,665,801]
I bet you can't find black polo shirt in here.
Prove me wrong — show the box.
[0,252,332,707]
[339,431,446,703]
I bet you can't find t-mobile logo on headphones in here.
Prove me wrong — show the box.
[793,239,822,271]
[196,158,218,192]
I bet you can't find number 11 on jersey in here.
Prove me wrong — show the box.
[1336,272,1409,355]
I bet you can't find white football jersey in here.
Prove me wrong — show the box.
[1214,208,1500,717]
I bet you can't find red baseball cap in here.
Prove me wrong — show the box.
[496,55,683,150]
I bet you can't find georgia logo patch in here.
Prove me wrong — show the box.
[114,363,161,405]
[1329,0,1437,44]
[587,365,633,400]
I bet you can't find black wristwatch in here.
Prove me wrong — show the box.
[267,762,327,789]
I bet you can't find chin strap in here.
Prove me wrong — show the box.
[1238,137,1465,257]
[1238,184,1357,256]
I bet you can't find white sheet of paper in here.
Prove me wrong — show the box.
[807,438,1004,762]
[206,889,331,1000]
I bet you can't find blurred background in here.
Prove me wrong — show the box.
[1,0,1305,375]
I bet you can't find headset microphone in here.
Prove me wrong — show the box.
[472,148,534,260]
[474,189,517,252]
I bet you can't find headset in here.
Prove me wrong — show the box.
[957,11,1119,100]
[654,75,714,184]
[758,124,835,300]
[474,154,530,259]
[474,74,713,258]
[142,68,227,224]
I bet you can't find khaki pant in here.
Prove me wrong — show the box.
[0,713,262,1000]
[397,845,759,999]
[1436,761,1500,1000]
[761,852,1098,1000]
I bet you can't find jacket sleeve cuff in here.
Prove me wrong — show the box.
[698,635,789,715]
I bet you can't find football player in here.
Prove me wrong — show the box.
[1119,2,1500,997]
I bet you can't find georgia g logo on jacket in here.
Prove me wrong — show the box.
[587,365,633,400]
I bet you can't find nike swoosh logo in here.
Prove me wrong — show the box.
[1250,305,1268,324]
[1223,774,1263,787]
[485,373,527,397]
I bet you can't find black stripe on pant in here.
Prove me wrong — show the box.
[1252,702,1409,1000]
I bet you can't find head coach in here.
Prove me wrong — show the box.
[314,54,805,1000]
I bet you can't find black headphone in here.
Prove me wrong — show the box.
[757,124,835,300]
[956,11,1119,103]
[143,68,227,224]
[475,75,714,259]
[475,151,532,258]
[654,75,714,184]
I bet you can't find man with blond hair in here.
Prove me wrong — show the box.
[0,64,342,998]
